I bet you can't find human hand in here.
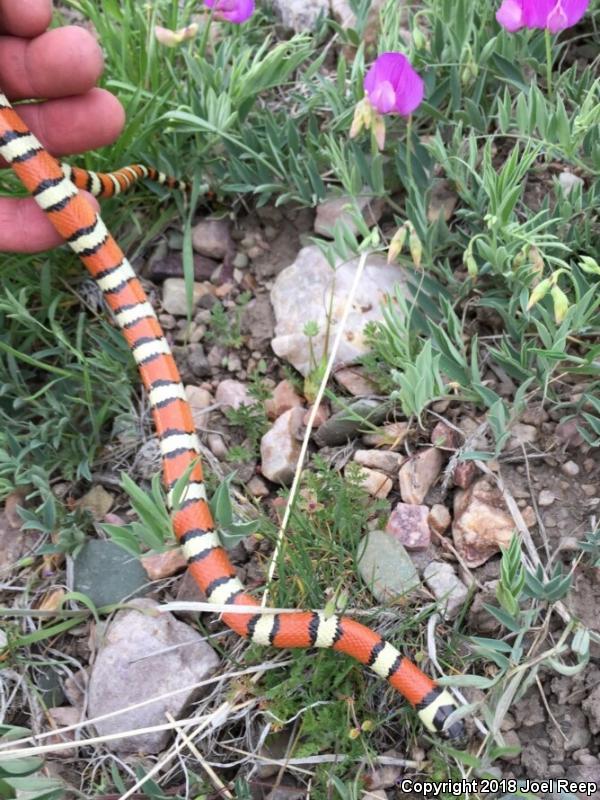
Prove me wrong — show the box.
[0,0,125,252]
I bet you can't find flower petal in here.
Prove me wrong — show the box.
[496,0,525,31]
[364,52,423,117]
[547,1,569,31]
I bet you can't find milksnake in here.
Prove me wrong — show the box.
[0,89,465,742]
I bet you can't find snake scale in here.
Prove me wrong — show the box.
[0,88,465,742]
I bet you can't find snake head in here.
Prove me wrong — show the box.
[417,688,468,745]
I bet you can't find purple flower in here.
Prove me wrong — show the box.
[363,52,424,117]
[496,0,590,33]
[204,0,255,24]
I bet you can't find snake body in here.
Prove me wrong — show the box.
[0,89,464,742]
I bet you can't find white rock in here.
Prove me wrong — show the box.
[185,385,213,429]
[270,245,408,376]
[314,193,385,239]
[260,407,305,484]
[558,171,584,196]
[87,599,219,754]
[271,0,329,31]
[162,278,211,316]
[350,466,392,499]
[423,561,468,620]
[215,379,253,411]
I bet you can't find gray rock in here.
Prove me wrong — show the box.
[354,449,402,474]
[270,245,409,376]
[241,293,276,350]
[565,766,600,800]
[187,344,211,379]
[357,530,420,602]
[87,599,219,754]
[162,278,211,316]
[260,407,304,484]
[271,0,329,31]
[520,743,548,777]
[149,251,217,283]
[314,193,385,239]
[192,218,234,260]
[398,447,443,504]
[73,540,148,608]
[314,399,387,446]
[582,684,600,735]
[422,561,468,620]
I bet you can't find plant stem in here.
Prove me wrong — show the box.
[545,28,553,95]
[406,114,413,187]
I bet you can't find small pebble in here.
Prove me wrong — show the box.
[538,490,555,507]
[561,460,580,477]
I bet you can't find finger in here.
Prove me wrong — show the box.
[0,191,100,253]
[0,26,103,100]
[0,89,126,167]
[0,0,52,38]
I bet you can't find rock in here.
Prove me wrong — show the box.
[141,549,187,581]
[520,743,548,776]
[334,366,379,397]
[132,438,162,480]
[386,503,430,550]
[303,402,330,428]
[87,599,219,754]
[63,669,88,708]
[398,448,443,504]
[513,690,545,728]
[265,380,303,420]
[161,278,211,316]
[270,245,409,376]
[468,581,501,635]
[453,460,478,489]
[247,476,270,498]
[430,421,458,449]
[207,432,228,459]
[76,485,113,520]
[350,466,392,499]
[354,449,402,474]
[260,407,305,484]
[538,489,555,507]
[46,707,80,756]
[357,530,420,602]
[452,479,514,567]
[73,540,148,608]
[422,561,468,620]
[185,385,213,429]
[556,417,585,449]
[314,192,385,239]
[149,251,217,283]
[331,0,386,43]
[561,460,580,477]
[557,706,591,752]
[314,399,387,447]
[559,170,584,196]
[428,504,451,534]
[192,218,234,260]
[271,0,329,31]
[362,422,409,450]
[499,729,521,761]
[507,422,538,450]
[215,379,253,411]
[427,179,458,223]
[0,490,30,568]
[565,766,600,800]
[183,343,211,379]
[361,792,388,800]
[240,293,276,350]
[582,684,600,734]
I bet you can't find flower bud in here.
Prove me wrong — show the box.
[527,278,551,310]
[551,285,569,324]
